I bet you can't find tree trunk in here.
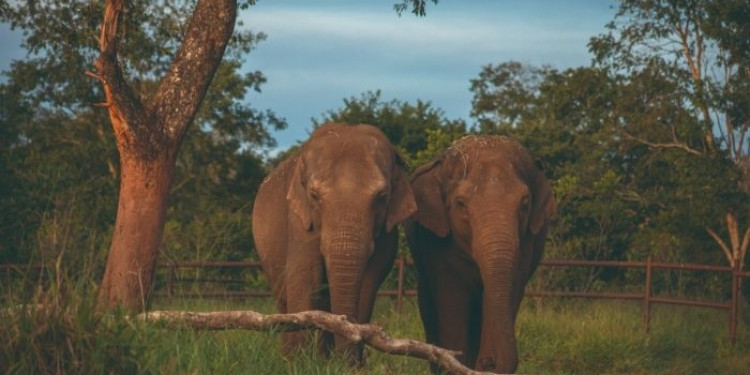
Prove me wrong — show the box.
[98,152,176,311]
[92,0,237,312]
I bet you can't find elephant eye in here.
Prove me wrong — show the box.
[455,197,468,211]
[373,190,388,205]
[520,195,530,213]
[309,189,321,203]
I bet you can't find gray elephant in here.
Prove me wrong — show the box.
[252,123,417,363]
[406,135,556,373]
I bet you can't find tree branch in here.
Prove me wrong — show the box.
[673,12,715,153]
[737,124,749,162]
[726,212,740,252]
[151,0,237,141]
[94,0,148,148]
[740,226,750,268]
[622,130,702,155]
[675,19,701,83]
[706,226,734,267]
[139,310,498,375]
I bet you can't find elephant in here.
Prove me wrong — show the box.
[251,123,417,363]
[406,135,556,373]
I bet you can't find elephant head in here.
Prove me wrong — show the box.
[411,135,556,372]
[286,123,416,357]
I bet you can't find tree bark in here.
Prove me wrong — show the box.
[92,0,237,312]
[98,154,176,310]
[139,309,501,375]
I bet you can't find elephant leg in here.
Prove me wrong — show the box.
[267,263,288,314]
[316,273,335,356]
[255,222,288,314]
[427,268,480,370]
[415,272,441,373]
[282,245,326,355]
[356,230,398,324]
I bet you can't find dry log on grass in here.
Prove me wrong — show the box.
[139,309,501,375]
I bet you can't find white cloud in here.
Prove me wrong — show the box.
[237,1,616,148]
[242,7,592,63]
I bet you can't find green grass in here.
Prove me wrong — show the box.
[2,292,749,374]
[149,297,430,375]
[517,300,750,375]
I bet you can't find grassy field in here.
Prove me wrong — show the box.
[2,292,749,374]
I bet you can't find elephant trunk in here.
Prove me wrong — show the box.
[322,209,370,363]
[473,215,521,373]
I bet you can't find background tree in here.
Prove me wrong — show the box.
[0,0,284,310]
[589,0,750,271]
[470,62,551,133]
[313,90,466,168]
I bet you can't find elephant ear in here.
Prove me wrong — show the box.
[286,158,313,231]
[386,154,417,233]
[411,158,450,237]
[530,170,556,235]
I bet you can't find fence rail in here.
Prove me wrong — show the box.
[2,257,747,344]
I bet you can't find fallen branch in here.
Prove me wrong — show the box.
[139,309,499,375]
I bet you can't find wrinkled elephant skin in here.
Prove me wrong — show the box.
[407,135,556,373]
[252,123,417,364]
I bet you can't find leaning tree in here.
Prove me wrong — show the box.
[90,0,240,311]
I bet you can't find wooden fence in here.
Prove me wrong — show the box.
[2,257,748,344]
[529,258,749,344]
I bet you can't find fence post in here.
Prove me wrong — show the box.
[396,257,405,314]
[167,262,176,304]
[730,262,739,345]
[643,256,652,333]
[536,268,545,310]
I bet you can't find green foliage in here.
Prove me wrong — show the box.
[313,90,466,170]
[469,61,552,133]
[590,0,749,163]
[0,1,284,268]
[410,128,465,168]
[584,0,750,269]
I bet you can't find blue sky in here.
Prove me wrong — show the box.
[0,0,619,152]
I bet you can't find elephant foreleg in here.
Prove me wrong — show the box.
[283,247,326,355]
[423,266,481,370]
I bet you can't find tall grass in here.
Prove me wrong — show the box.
[0,276,155,374]
[2,280,748,374]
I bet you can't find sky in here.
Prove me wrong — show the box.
[0,0,620,152]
